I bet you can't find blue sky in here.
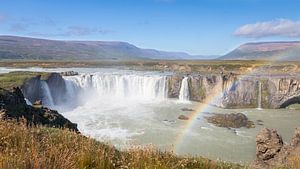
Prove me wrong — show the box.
[0,0,300,55]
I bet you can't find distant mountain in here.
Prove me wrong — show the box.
[0,35,207,60]
[219,42,300,61]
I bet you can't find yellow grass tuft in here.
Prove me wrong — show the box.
[0,120,246,169]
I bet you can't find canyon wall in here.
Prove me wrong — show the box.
[167,74,300,109]
[20,72,300,109]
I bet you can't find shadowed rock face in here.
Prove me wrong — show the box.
[46,73,67,105]
[0,87,78,132]
[21,75,42,104]
[21,73,69,105]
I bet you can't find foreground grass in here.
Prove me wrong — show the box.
[0,120,245,169]
[287,103,300,110]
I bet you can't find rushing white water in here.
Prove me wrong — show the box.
[257,81,262,110]
[59,73,169,145]
[40,81,54,107]
[64,73,168,101]
[3,67,300,163]
[179,77,190,102]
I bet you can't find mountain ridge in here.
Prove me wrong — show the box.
[220,41,300,61]
[0,35,207,60]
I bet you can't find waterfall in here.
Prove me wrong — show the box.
[63,74,168,101]
[179,77,190,102]
[257,81,262,110]
[40,81,54,107]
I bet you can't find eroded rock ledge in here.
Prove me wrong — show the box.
[14,71,300,109]
[167,73,300,109]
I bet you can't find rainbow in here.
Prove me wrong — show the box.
[172,62,272,153]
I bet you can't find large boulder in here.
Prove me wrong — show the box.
[252,127,300,169]
[256,128,283,161]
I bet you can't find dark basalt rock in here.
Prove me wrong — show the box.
[178,115,189,120]
[33,100,43,106]
[205,113,255,128]
[0,87,78,132]
[181,108,194,111]
[46,73,68,105]
[60,71,79,76]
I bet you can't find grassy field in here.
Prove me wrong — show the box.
[0,120,246,169]
[0,60,300,75]
[0,71,50,89]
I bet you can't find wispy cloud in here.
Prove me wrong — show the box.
[234,19,300,38]
[28,26,114,37]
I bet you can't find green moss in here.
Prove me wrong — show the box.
[197,83,206,100]
[0,71,50,89]
[260,79,270,109]
[287,104,300,110]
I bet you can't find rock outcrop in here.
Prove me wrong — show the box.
[46,73,68,105]
[204,113,255,128]
[178,115,189,120]
[21,73,69,105]
[60,71,79,76]
[251,127,300,169]
[14,71,300,109]
[256,128,283,161]
[167,73,300,109]
[0,87,78,132]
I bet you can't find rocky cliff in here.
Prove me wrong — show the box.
[21,72,69,105]
[0,87,78,132]
[18,71,300,109]
[167,73,300,109]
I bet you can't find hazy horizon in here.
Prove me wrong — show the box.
[1,0,300,56]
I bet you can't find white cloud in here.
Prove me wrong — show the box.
[234,19,300,38]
